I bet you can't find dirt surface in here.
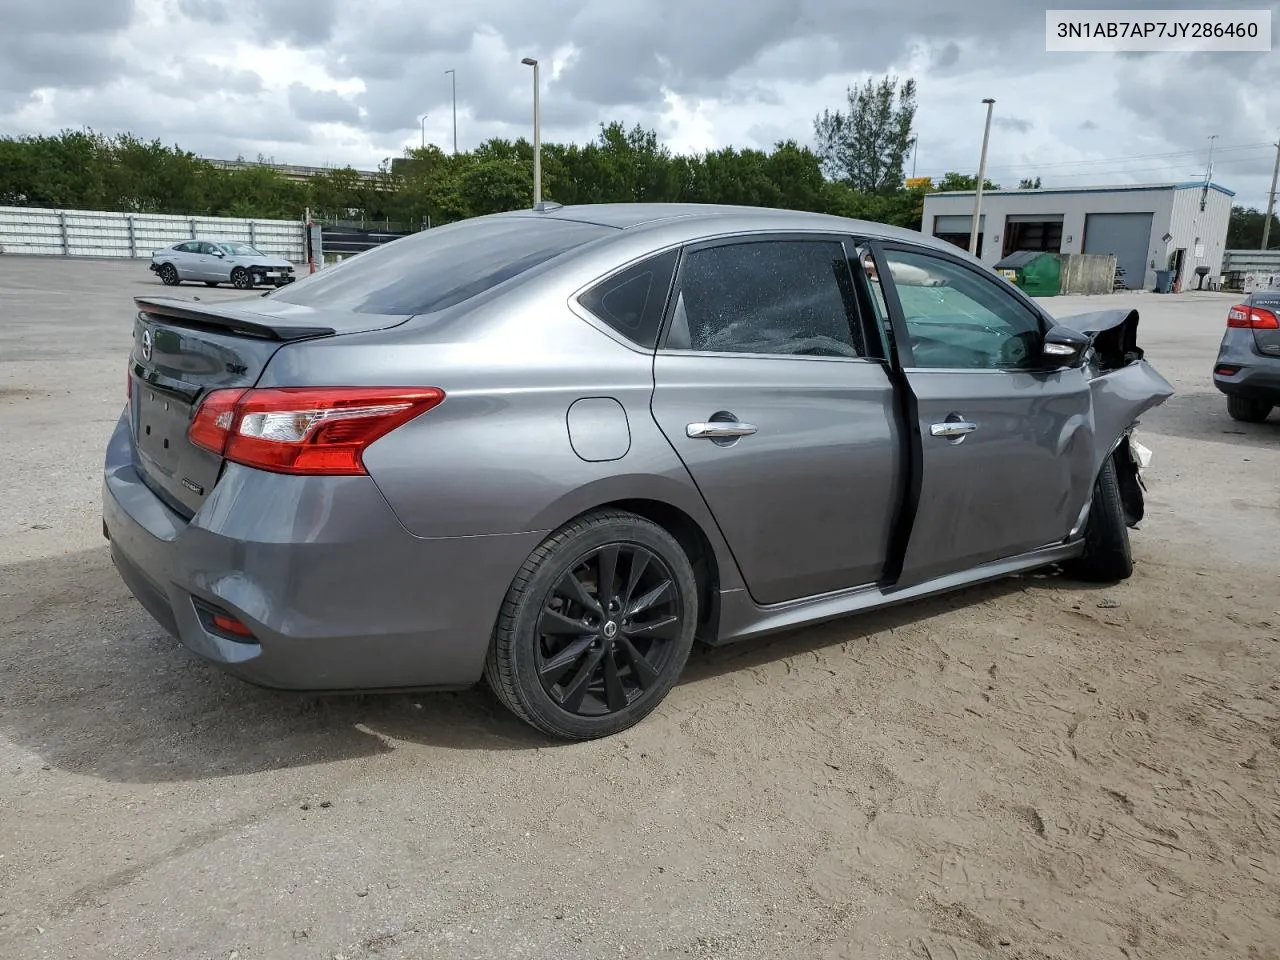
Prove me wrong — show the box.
[1,258,1278,960]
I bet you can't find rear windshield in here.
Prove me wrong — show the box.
[266,216,613,315]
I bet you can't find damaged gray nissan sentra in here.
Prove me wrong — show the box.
[103,203,1174,740]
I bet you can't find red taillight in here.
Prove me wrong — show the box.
[211,613,254,638]
[1227,305,1280,329]
[188,388,247,455]
[188,386,444,476]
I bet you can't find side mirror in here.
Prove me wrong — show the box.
[1042,325,1091,368]
[212,249,225,257]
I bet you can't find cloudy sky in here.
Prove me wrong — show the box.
[3,0,1278,208]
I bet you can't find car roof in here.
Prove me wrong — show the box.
[491,202,956,252]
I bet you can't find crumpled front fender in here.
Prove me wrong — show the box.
[1090,358,1173,468]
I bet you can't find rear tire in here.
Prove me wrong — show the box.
[484,510,698,741]
[1227,395,1272,423]
[1066,454,1133,583]
[231,267,252,290]
[158,263,179,286]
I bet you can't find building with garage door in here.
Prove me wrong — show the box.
[920,181,1234,292]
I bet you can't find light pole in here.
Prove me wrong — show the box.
[520,57,541,207]
[419,113,428,150]
[969,98,995,257]
[1262,138,1280,251]
[444,69,457,155]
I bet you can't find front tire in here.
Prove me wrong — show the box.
[231,267,253,290]
[158,263,179,286]
[484,510,698,740]
[1066,454,1133,583]
[1227,395,1272,423]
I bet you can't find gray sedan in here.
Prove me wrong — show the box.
[105,203,1173,740]
[1213,289,1280,422]
[149,240,296,289]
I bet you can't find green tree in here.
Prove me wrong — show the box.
[1227,205,1280,249]
[1018,177,1042,189]
[813,75,917,193]
[935,171,1000,191]
[456,158,533,215]
[1,112,962,236]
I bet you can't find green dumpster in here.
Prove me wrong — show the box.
[995,250,1061,297]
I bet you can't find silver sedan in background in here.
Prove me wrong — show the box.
[150,240,296,289]
[107,203,1173,740]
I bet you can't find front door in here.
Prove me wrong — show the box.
[650,234,905,605]
[193,242,223,281]
[865,242,1095,587]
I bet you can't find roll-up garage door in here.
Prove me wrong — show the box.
[1082,212,1153,289]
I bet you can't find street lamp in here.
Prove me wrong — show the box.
[419,112,428,150]
[969,98,995,257]
[444,69,457,155]
[520,57,541,207]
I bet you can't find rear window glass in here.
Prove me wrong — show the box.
[266,216,613,315]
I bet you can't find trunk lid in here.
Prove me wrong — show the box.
[1249,291,1280,358]
[128,296,410,517]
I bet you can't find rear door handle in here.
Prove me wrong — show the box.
[686,421,758,439]
[930,420,978,438]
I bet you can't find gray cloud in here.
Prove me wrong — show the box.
[2,0,1279,207]
[994,116,1033,133]
[287,83,361,125]
[933,42,961,69]
[176,0,337,44]
[0,0,134,95]
[5,0,134,32]
[180,60,263,96]
[175,0,230,26]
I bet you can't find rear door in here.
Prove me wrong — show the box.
[863,241,1095,587]
[650,233,905,605]
[168,241,200,279]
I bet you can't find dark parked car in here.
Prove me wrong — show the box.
[104,203,1173,740]
[1213,290,1280,422]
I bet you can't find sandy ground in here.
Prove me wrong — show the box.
[1,258,1278,960]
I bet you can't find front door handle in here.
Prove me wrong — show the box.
[687,421,758,439]
[930,420,978,438]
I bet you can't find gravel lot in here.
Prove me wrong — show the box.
[1,257,1278,960]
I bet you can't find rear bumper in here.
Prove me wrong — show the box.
[102,411,544,692]
[1213,331,1280,403]
[1213,365,1280,403]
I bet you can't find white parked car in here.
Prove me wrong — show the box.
[150,241,297,289]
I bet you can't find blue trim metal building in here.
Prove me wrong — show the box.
[921,181,1235,292]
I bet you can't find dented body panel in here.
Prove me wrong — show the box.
[103,202,1180,699]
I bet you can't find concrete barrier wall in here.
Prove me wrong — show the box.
[0,206,306,263]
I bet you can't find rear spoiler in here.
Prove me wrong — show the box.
[134,296,336,342]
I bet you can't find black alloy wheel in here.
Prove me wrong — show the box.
[484,510,699,740]
[159,263,179,285]
[534,543,683,716]
[231,267,253,289]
